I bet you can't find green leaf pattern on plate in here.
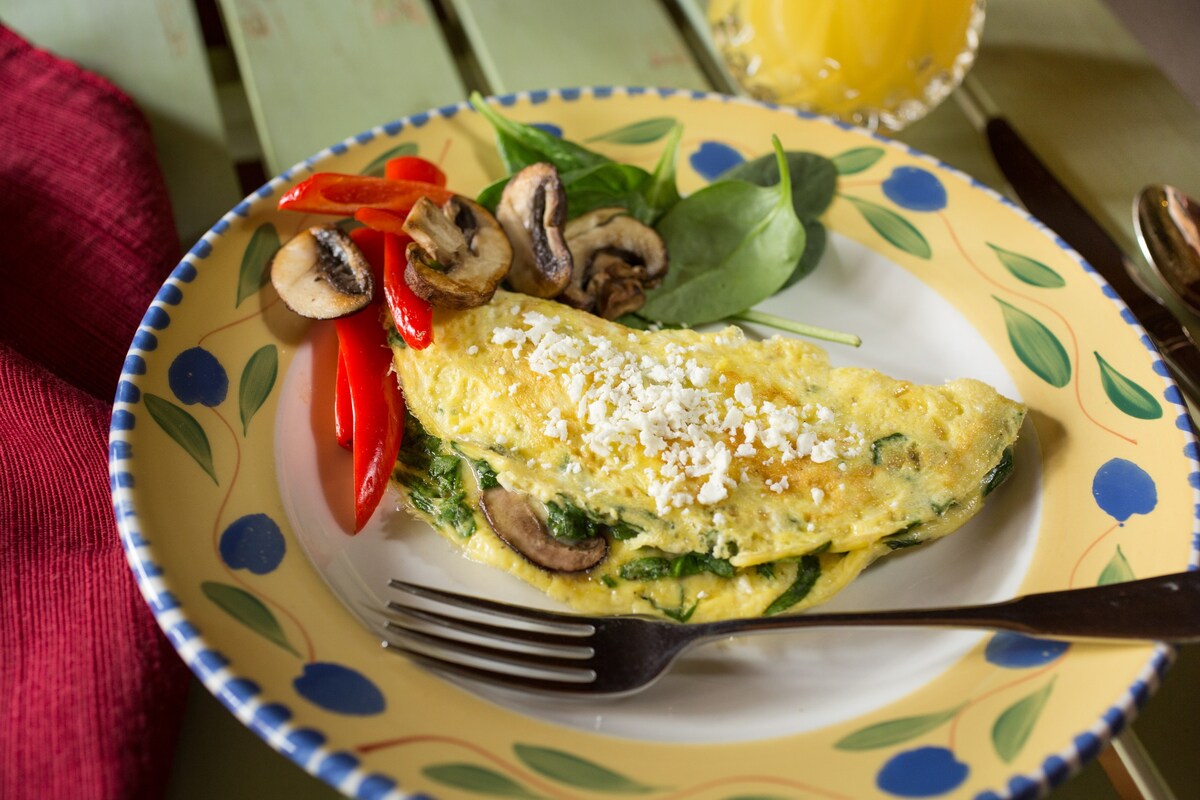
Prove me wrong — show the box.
[995,297,1072,387]
[514,744,658,793]
[988,244,1066,288]
[1095,352,1163,419]
[422,764,544,799]
[359,142,419,177]
[239,345,278,435]
[1099,546,1137,585]
[835,705,963,751]
[992,678,1056,763]
[236,223,280,307]
[586,116,679,145]
[843,196,931,259]
[831,146,885,175]
[201,581,300,657]
[143,393,218,484]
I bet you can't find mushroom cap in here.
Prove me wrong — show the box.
[403,195,513,309]
[561,208,669,319]
[479,488,607,573]
[496,163,573,298]
[270,224,374,319]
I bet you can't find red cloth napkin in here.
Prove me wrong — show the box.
[0,24,191,800]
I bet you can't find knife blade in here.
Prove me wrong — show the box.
[956,78,1200,404]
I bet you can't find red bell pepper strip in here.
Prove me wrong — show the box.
[364,155,445,350]
[385,155,447,187]
[278,173,453,217]
[334,350,353,449]
[353,207,410,237]
[382,231,433,350]
[335,227,406,532]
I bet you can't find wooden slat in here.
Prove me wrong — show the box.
[2,0,243,246]
[451,0,709,93]
[217,0,466,175]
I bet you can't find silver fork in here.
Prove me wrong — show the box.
[380,569,1200,697]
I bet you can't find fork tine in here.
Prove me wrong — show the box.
[388,579,593,633]
[380,641,597,694]
[382,619,593,672]
[385,601,593,654]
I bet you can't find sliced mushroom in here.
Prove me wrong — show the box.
[270,224,374,319]
[496,163,573,298]
[561,208,669,319]
[402,195,513,309]
[479,488,607,573]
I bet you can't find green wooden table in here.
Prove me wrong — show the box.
[5,1,1199,797]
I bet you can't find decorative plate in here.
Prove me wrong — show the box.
[109,88,1198,800]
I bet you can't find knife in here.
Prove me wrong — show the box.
[955,77,1200,405]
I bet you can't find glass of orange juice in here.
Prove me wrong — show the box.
[708,0,985,131]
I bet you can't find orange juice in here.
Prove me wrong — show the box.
[709,0,984,131]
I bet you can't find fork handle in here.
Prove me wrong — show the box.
[698,570,1200,642]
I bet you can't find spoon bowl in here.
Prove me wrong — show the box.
[1134,183,1200,314]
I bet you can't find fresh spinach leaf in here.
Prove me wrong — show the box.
[782,219,827,289]
[719,150,838,220]
[722,151,835,289]
[641,136,805,325]
[469,92,611,175]
[642,122,683,223]
[762,555,821,616]
[559,162,654,223]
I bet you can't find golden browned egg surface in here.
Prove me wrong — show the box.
[388,291,1025,621]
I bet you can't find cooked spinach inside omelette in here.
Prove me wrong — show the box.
[387,291,1025,621]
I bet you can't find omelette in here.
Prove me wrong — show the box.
[386,290,1024,622]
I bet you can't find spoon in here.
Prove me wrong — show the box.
[1134,184,1200,314]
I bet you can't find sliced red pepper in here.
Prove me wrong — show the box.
[334,349,352,449]
[382,231,433,350]
[278,173,453,217]
[385,155,447,187]
[335,227,406,533]
[353,207,410,237]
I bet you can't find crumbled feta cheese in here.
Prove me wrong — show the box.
[811,487,825,504]
[466,345,479,355]
[489,313,855,514]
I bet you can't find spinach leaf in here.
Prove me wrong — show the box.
[469,92,611,175]
[721,151,835,290]
[618,551,733,581]
[719,150,838,220]
[620,556,670,581]
[762,555,821,616]
[546,500,601,542]
[641,136,805,325]
[982,447,1014,496]
[782,219,827,289]
[642,595,699,623]
[559,162,654,223]
[642,122,683,223]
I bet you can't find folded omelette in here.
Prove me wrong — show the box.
[387,291,1024,622]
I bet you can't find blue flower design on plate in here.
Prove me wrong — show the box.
[985,632,1070,668]
[219,513,286,574]
[882,167,948,212]
[876,746,969,797]
[294,662,385,716]
[169,346,229,406]
[689,141,744,181]
[1092,458,1157,523]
